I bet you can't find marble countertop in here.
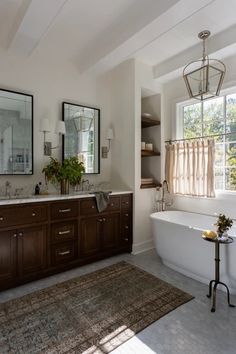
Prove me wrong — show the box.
[0,190,133,206]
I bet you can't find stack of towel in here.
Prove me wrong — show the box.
[141,177,154,185]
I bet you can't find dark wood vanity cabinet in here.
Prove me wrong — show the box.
[49,201,79,267]
[101,213,120,251]
[80,212,120,258]
[80,217,101,257]
[0,225,47,287]
[17,225,47,278]
[0,231,16,285]
[0,193,132,290]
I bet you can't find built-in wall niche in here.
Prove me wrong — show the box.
[141,93,161,189]
[0,89,33,175]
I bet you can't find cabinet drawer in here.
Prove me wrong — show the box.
[107,196,120,212]
[121,211,132,245]
[51,241,76,266]
[50,201,78,220]
[0,204,47,228]
[121,195,132,210]
[120,224,131,245]
[51,221,77,243]
[80,199,98,215]
[80,196,120,216]
[121,212,132,228]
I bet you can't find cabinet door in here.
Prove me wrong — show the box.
[102,213,120,251]
[80,217,101,257]
[0,231,17,285]
[17,225,47,277]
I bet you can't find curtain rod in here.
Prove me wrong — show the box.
[165,131,236,144]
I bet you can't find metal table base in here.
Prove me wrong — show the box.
[203,236,235,312]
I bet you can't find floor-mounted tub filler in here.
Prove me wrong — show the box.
[150,210,236,294]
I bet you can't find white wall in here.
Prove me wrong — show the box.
[102,60,161,254]
[105,59,135,190]
[133,61,161,254]
[0,48,111,194]
[161,54,236,219]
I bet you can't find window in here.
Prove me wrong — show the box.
[179,92,236,192]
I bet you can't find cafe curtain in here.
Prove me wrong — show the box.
[165,139,215,197]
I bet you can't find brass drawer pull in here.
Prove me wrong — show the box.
[103,218,106,222]
[18,232,23,237]
[111,203,114,206]
[32,212,36,217]
[13,233,17,238]
[125,213,129,217]
[125,201,129,205]
[0,217,4,221]
[91,205,95,209]
[59,208,71,213]
[58,250,71,256]
[124,238,129,241]
[98,218,103,222]
[58,230,70,235]
[125,226,129,229]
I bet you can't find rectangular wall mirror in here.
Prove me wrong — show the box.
[0,89,33,175]
[62,102,100,174]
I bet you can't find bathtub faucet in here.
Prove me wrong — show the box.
[162,180,169,211]
[156,180,170,211]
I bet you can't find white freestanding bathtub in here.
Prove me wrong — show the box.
[150,211,236,294]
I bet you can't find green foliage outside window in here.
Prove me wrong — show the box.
[182,94,236,191]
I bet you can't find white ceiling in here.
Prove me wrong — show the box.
[137,0,236,65]
[1,0,236,80]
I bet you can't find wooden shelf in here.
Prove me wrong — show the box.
[141,116,160,128]
[141,150,160,157]
[140,182,161,189]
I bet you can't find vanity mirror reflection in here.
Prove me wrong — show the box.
[0,89,33,175]
[62,102,100,174]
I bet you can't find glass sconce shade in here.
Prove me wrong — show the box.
[106,128,114,140]
[40,118,51,132]
[56,121,66,135]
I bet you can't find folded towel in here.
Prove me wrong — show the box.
[94,191,111,213]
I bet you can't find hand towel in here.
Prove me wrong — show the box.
[94,191,111,213]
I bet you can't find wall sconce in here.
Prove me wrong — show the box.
[102,128,114,158]
[40,118,66,156]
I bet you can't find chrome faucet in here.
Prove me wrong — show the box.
[157,180,170,211]
[81,179,89,191]
[5,181,11,197]
[161,180,169,211]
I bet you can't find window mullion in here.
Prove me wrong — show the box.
[201,102,204,136]
[223,95,226,190]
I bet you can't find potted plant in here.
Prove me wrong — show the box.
[215,213,233,239]
[42,157,85,194]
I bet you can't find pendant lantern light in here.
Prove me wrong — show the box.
[183,30,226,101]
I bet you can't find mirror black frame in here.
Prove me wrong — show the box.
[62,102,100,174]
[0,88,34,175]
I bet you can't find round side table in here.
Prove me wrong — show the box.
[202,235,235,312]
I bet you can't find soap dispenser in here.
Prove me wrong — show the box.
[35,183,40,195]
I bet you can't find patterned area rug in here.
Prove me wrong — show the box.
[0,261,193,354]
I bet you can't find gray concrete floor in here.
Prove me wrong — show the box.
[0,249,236,354]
